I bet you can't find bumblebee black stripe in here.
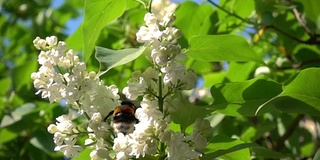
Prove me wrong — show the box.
[104,100,139,135]
[113,112,138,123]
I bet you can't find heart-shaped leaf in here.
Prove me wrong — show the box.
[257,68,320,116]
[82,0,126,61]
[187,35,265,64]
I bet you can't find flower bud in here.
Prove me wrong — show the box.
[91,112,102,122]
[254,66,270,77]
[47,124,58,134]
[33,37,41,50]
[144,13,158,26]
[88,71,96,80]
[172,28,182,39]
[46,36,58,47]
[38,39,46,50]
[189,132,207,149]
[159,130,171,142]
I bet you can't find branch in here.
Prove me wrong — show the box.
[274,114,304,151]
[266,25,306,44]
[207,0,320,45]
[292,7,312,36]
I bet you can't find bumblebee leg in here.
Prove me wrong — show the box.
[104,110,114,122]
[135,117,140,123]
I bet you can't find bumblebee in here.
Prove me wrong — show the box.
[104,100,139,135]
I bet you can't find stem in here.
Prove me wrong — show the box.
[148,0,153,13]
[84,112,91,120]
[158,73,164,112]
[207,0,255,25]
[274,114,304,151]
[56,66,68,84]
[75,101,91,120]
[157,73,167,159]
[159,143,166,160]
[133,0,147,10]
[266,25,306,44]
[292,5,312,36]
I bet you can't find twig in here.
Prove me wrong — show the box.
[274,114,304,151]
[207,0,252,25]
[207,0,320,45]
[266,25,306,44]
[292,7,312,36]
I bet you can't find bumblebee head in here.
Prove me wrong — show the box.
[113,101,137,116]
[104,100,137,122]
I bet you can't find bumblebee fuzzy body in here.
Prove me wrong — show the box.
[104,101,139,135]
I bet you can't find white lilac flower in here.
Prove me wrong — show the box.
[87,112,111,138]
[136,25,162,47]
[48,114,76,134]
[33,36,46,50]
[150,44,181,67]
[112,97,167,159]
[136,13,183,68]
[90,148,111,160]
[118,10,204,159]
[193,118,212,136]
[32,36,120,110]
[54,137,83,158]
[53,132,66,146]
[162,26,182,41]
[87,136,112,160]
[122,67,159,100]
[49,114,81,158]
[113,133,131,159]
[161,62,185,85]
[167,132,197,160]
[33,36,122,159]
[187,132,207,149]
[135,12,197,94]
[183,70,197,90]
[151,0,178,22]
[46,36,58,47]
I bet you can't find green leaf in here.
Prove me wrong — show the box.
[0,78,11,95]
[301,142,314,157]
[175,1,214,40]
[203,72,225,87]
[313,149,320,160]
[73,148,92,160]
[203,135,290,159]
[30,129,55,153]
[0,128,19,144]
[202,135,252,160]
[12,60,37,91]
[226,62,256,82]
[210,76,282,117]
[95,46,146,76]
[296,0,320,23]
[251,147,292,159]
[257,68,320,116]
[232,0,255,18]
[66,24,83,50]
[241,123,276,142]
[187,35,264,64]
[0,103,36,128]
[82,0,126,61]
[171,99,209,131]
